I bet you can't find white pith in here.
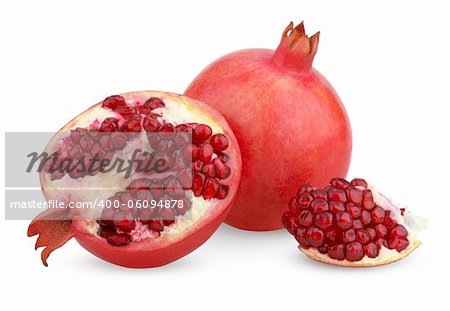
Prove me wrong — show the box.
[41,92,231,242]
[300,182,427,266]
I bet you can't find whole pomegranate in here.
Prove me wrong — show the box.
[283,178,426,266]
[185,21,352,231]
[28,91,241,268]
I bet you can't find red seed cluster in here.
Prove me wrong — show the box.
[283,178,409,261]
[46,95,233,247]
[96,177,193,246]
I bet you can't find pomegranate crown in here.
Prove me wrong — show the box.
[272,21,320,72]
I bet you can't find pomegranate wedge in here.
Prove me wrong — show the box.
[283,178,426,267]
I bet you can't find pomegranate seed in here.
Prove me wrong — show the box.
[345,242,364,261]
[347,202,361,219]
[107,233,132,246]
[210,133,229,152]
[143,97,165,110]
[311,189,327,199]
[181,144,198,163]
[213,158,231,179]
[90,143,106,159]
[375,223,387,237]
[111,133,127,149]
[342,229,356,243]
[113,213,136,232]
[336,212,352,230]
[99,135,114,151]
[202,178,219,199]
[352,219,363,229]
[356,229,371,244]
[148,219,165,232]
[192,173,205,196]
[282,211,298,235]
[325,228,339,243]
[364,242,379,258]
[327,187,346,202]
[100,117,119,132]
[216,152,229,163]
[330,177,349,190]
[328,244,345,260]
[297,184,313,195]
[361,210,372,225]
[350,178,368,188]
[215,184,230,199]
[97,226,117,239]
[159,123,175,137]
[367,228,376,240]
[314,212,333,230]
[298,193,313,208]
[102,95,126,110]
[294,227,310,248]
[79,135,94,151]
[362,199,376,210]
[197,143,214,163]
[384,216,396,229]
[318,246,328,254]
[202,163,216,178]
[310,198,329,213]
[142,116,160,132]
[193,124,212,143]
[193,160,204,172]
[298,210,313,226]
[371,206,386,224]
[395,238,409,252]
[306,227,324,247]
[329,201,345,213]
[68,145,83,159]
[121,118,141,132]
[289,197,301,214]
[389,225,408,238]
[115,106,137,117]
[175,124,190,132]
[346,187,363,204]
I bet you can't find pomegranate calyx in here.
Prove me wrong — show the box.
[27,209,75,266]
[272,21,320,72]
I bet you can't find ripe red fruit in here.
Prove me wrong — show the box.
[27,91,242,268]
[185,21,352,231]
[282,177,426,267]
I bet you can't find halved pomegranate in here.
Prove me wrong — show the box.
[27,91,241,268]
[283,178,426,267]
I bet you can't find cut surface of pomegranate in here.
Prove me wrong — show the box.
[283,178,426,267]
[27,91,241,268]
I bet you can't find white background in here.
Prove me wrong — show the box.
[1,0,449,310]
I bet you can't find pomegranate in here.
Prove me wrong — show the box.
[27,91,241,268]
[185,21,352,231]
[283,178,426,267]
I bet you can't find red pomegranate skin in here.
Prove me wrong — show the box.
[186,22,352,231]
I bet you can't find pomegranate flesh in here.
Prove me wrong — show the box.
[283,178,426,267]
[27,91,241,268]
[185,21,352,231]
